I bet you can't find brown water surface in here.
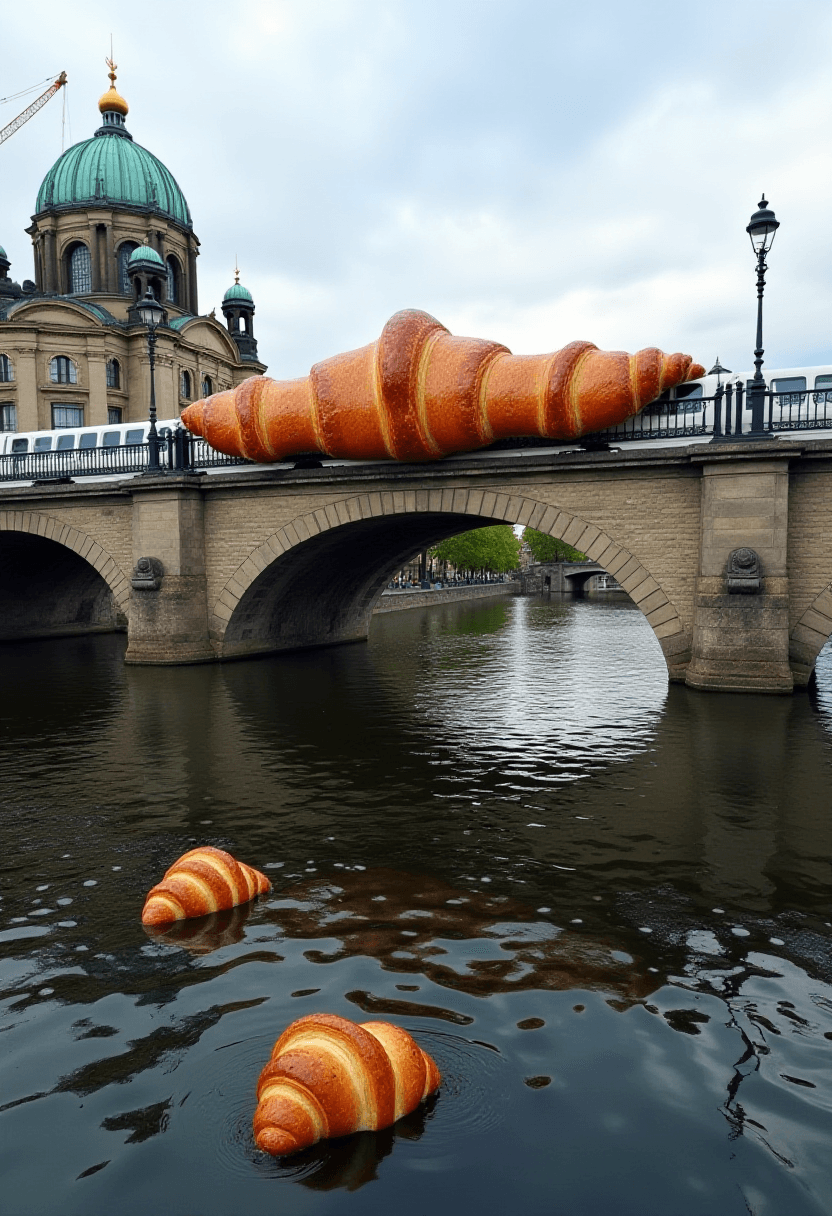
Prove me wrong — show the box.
[1,595,831,1215]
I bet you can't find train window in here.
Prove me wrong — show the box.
[676,383,703,400]
[56,434,75,450]
[814,375,832,389]
[102,431,120,447]
[79,433,97,449]
[11,438,28,453]
[125,428,144,444]
[34,436,52,451]
[52,404,83,428]
[772,377,806,394]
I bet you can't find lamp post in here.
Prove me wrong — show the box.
[137,288,165,472]
[745,196,780,438]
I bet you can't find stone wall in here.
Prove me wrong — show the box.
[374,582,520,613]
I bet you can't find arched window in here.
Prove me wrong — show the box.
[180,370,191,399]
[202,375,213,397]
[68,244,91,294]
[106,358,121,389]
[166,256,179,305]
[0,354,13,383]
[50,356,77,385]
[118,242,139,294]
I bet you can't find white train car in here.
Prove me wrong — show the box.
[0,418,174,457]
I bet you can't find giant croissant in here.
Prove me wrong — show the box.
[253,1013,441,1156]
[181,309,705,463]
[141,846,271,925]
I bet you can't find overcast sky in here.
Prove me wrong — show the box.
[2,0,831,380]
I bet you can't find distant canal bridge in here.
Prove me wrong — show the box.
[2,438,832,693]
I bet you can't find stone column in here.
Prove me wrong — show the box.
[88,223,101,292]
[14,344,39,432]
[686,448,793,693]
[86,353,109,426]
[124,477,215,665]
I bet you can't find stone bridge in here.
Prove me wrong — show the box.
[2,438,832,693]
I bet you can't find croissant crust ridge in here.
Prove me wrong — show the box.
[253,1013,441,1156]
[141,846,271,925]
[182,308,705,463]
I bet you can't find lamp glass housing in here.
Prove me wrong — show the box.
[137,290,164,328]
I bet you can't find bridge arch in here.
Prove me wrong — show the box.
[211,489,690,678]
[790,581,832,686]
[0,511,129,641]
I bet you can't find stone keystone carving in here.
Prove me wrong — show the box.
[726,547,761,594]
[131,557,164,591]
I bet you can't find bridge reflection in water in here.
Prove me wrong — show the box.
[0,597,831,1213]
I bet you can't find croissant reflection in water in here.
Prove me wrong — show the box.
[181,309,705,462]
[253,1013,441,1157]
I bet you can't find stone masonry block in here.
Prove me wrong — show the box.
[452,488,469,514]
[466,490,485,516]
[583,533,613,561]
[647,602,679,628]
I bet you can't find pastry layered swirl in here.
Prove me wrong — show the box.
[181,309,705,463]
[253,1013,441,1156]
[141,846,271,925]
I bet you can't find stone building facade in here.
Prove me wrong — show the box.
[0,64,266,436]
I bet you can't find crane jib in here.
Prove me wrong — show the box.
[0,73,67,147]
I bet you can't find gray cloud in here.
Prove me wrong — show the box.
[2,0,831,379]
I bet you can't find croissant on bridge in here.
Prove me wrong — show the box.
[253,1013,441,1156]
[141,846,271,925]
[181,309,705,463]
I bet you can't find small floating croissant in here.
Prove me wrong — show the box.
[253,1013,441,1156]
[181,309,705,463]
[141,846,271,925]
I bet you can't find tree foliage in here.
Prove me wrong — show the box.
[522,528,586,562]
[430,526,521,574]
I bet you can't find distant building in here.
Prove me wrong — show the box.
[0,62,266,435]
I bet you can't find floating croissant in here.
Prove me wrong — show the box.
[181,309,705,463]
[141,846,271,925]
[253,1013,441,1157]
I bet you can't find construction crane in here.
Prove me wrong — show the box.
[0,72,67,147]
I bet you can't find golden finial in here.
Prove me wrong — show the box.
[234,260,240,285]
[99,47,129,117]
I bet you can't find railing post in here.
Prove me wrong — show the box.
[735,381,744,436]
[713,384,724,438]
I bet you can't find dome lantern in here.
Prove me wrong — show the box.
[221,265,259,362]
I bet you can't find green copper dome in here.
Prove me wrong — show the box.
[223,282,253,303]
[0,246,7,258]
[36,129,192,227]
[128,244,164,266]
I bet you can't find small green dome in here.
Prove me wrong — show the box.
[36,130,191,227]
[223,282,253,303]
[128,244,164,266]
[0,246,7,258]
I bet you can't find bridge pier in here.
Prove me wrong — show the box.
[124,476,215,665]
[686,452,793,694]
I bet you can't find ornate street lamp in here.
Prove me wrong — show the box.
[745,196,780,438]
[137,288,165,472]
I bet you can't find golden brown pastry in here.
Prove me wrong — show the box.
[140,846,271,925]
[181,309,705,462]
[253,1013,441,1156]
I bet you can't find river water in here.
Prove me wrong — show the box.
[1,594,831,1216]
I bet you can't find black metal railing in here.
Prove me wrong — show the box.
[0,427,251,484]
[4,388,832,485]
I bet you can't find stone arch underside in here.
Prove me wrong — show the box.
[790,582,832,685]
[0,512,129,641]
[212,490,691,679]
